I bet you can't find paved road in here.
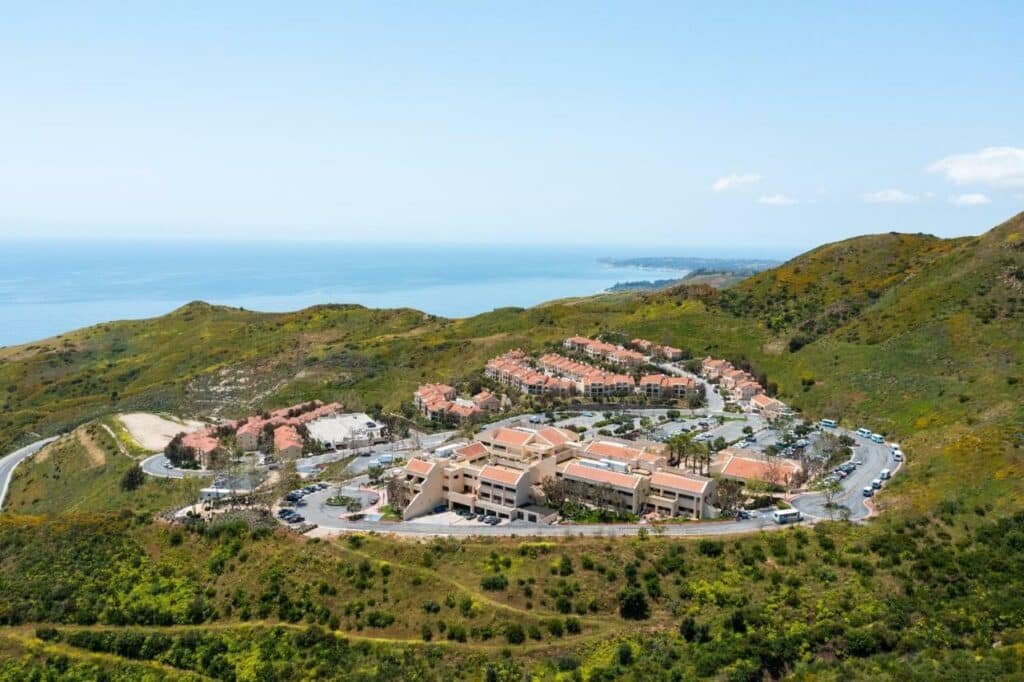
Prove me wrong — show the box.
[141,454,214,479]
[0,436,60,511]
[790,432,897,521]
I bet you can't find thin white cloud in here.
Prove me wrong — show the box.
[928,147,1024,188]
[758,194,798,206]
[949,193,991,206]
[863,189,917,204]
[713,173,761,192]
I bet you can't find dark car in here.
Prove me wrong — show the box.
[290,515,305,524]
[737,510,752,520]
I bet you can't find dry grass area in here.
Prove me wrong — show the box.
[118,412,205,452]
[76,428,108,467]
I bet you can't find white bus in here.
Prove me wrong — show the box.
[870,433,885,444]
[772,509,803,525]
[820,419,838,429]
[879,468,891,480]
[855,427,872,438]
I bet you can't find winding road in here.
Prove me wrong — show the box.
[0,436,60,511]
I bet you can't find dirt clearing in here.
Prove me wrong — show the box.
[118,412,206,451]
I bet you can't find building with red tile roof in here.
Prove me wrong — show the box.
[750,393,787,419]
[182,430,223,468]
[716,453,801,488]
[701,357,734,379]
[273,425,303,459]
[638,373,699,399]
[396,425,716,522]
[646,469,716,519]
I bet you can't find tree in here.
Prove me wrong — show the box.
[119,464,145,491]
[715,479,744,516]
[763,450,783,489]
[386,475,409,512]
[275,460,302,500]
[818,478,843,520]
[539,476,570,508]
[617,588,650,620]
[367,464,385,485]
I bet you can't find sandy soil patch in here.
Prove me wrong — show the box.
[76,428,107,467]
[118,412,206,451]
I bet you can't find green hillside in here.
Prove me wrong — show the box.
[3,214,1021,510]
[1,213,1023,679]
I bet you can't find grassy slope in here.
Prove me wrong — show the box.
[4,423,198,516]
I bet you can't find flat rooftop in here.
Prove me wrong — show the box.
[306,412,382,443]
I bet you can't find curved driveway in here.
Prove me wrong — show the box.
[140,454,214,479]
[789,433,898,521]
[0,436,60,510]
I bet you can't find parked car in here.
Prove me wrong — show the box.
[290,515,305,524]
[737,510,752,520]
[871,478,882,490]
[862,487,874,497]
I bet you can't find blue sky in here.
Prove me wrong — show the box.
[1,2,1022,249]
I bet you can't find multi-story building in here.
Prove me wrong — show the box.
[273,425,303,459]
[750,393,787,420]
[563,336,644,366]
[701,357,734,380]
[196,400,343,456]
[485,351,574,397]
[638,373,699,399]
[714,450,801,489]
[396,426,715,522]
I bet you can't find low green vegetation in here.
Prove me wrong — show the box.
[2,509,1024,678]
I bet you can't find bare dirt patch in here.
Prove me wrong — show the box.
[118,412,205,452]
[76,428,107,467]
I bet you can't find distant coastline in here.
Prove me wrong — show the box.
[599,256,780,273]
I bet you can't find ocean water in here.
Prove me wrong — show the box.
[0,242,700,347]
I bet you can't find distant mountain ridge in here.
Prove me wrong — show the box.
[600,255,780,273]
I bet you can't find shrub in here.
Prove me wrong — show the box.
[698,539,724,558]
[364,611,395,628]
[504,623,525,644]
[547,619,564,637]
[119,464,145,491]
[617,588,650,620]
[481,574,508,591]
